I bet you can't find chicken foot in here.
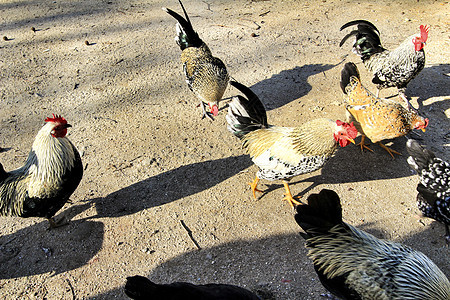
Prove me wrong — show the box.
[282,181,303,209]
[249,176,263,199]
[357,135,374,153]
[377,142,402,158]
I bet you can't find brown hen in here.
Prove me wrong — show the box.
[340,62,429,158]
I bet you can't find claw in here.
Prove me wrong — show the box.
[249,176,263,199]
[377,142,402,158]
[282,181,303,208]
[357,135,374,153]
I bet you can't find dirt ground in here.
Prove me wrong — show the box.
[0,0,449,299]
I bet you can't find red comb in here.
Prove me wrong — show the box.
[345,122,358,139]
[419,25,429,43]
[45,114,67,124]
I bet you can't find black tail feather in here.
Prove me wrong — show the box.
[226,81,268,138]
[340,20,384,60]
[340,19,379,33]
[163,0,203,49]
[0,162,7,182]
[406,139,436,173]
[340,62,360,94]
[125,276,159,300]
[295,189,343,239]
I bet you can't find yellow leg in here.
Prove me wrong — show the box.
[282,181,302,208]
[357,135,374,153]
[248,176,263,199]
[377,142,402,158]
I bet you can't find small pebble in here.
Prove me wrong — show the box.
[85,40,90,45]
[3,36,8,41]
[31,27,36,32]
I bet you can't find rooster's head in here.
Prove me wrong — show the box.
[334,120,358,147]
[412,25,429,51]
[44,114,72,138]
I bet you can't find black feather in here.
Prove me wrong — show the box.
[295,189,343,237]
[226,81,268,138]
[406,139,436,172]
[340,62,360,94]
[124,275,261,300]
[340,19,379,33]
[163,0,203,49]
[406,139,450,243]
[340,20,385,60]
[229,81,267,127]
[0,162,7,182]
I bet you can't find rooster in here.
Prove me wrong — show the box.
[295,189,450,300]
[162,0,229,120]
[340,20,429,111]
[124,275,261,300]
[406,139,450,244]
[226,81,357,208]
[340,62,428,158]
[0,115,83,228]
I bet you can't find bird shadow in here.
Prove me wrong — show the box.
[408,64,450,107]
[84,220,448,299]
[0,155,252,280]
[77,155,253,219]
[248,63,336,111]
[0,218,103,279]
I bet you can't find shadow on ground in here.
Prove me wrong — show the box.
[248,64,336,110]
[85,221,448,299]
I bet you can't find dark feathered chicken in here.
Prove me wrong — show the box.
[295,189,450,300]
[340,62,429,158]
[0,115,83,228]
[226,81,357,208]
[406,139,450,244]
[340,20,429,111]
[162,0,229,120]
[124,275,261,300]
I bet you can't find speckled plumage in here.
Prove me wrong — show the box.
[341,62,428,144]
[163,1,229,119]
[243,120,339,181]
[0,118,82,221]
[296,189,450,300]
[340,20,427,97]
[227,81,357,204]
[406,139,450,242]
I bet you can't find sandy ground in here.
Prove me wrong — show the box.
[0,0,449,299]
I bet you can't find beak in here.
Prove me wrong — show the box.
[64,124,72,128]
[421,128,426,132]
[348,138,355,144]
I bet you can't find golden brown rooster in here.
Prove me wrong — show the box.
[340,20,429,111]
[0,114,83,228]
[226,81,357,208]
[340,62,428,158]
[163,0,229,120]
[295,189,450,300]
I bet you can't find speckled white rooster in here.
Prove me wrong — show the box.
[340,20,429,111]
